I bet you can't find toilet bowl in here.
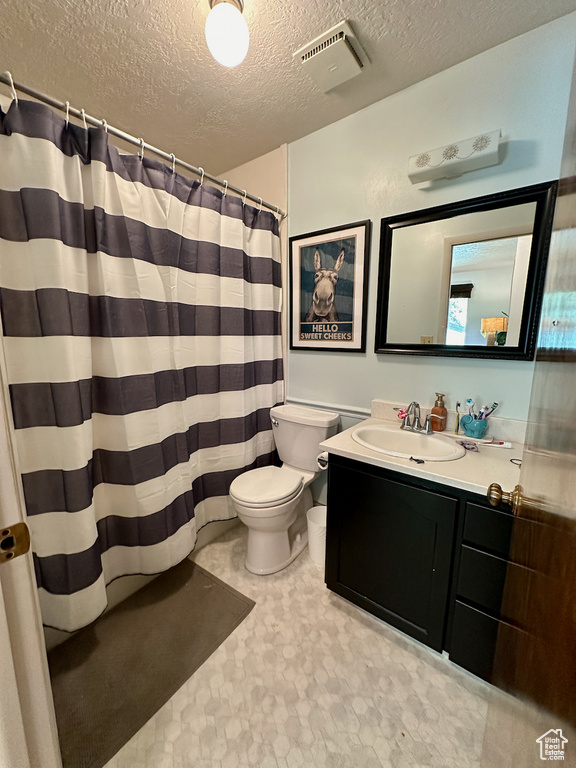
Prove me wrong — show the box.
[229,404,340,574]
[230,466,314,574]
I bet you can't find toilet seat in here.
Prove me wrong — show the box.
[230,466,303,509]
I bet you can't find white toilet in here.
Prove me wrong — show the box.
[229,404,340,575]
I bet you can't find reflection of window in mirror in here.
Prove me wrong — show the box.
[447,234,532,346]
[446,297,469,345]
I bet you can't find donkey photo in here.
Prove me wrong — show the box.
[291,220,369,351]
[304,248,345,323]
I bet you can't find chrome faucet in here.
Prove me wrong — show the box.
[407,401,421,431]
[399,402,435,434]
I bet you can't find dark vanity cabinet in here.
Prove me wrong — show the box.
[325,455,458,652]
[325,454,515,682]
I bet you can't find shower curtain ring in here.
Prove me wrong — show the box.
[198,167,205,186]
[5,71,18,104]
[223,180,228,197]
[170,153,176,173]
[80,109,87,130]
[65,101,70,127]
[242,190,247,206]
[258,197,263,211]
[138,138,145,160]
[101,118,108,133]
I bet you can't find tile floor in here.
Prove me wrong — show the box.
[103,523,489,768]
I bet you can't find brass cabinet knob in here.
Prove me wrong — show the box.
[487,483,522,515]
[487,483,542,517]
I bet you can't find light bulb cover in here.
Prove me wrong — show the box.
[205,0,249,68]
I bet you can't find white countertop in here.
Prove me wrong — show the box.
[320,417,522,497]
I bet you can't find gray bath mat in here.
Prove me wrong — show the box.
[48,559,255,768]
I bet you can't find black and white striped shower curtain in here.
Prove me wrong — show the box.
[0,99,283,631]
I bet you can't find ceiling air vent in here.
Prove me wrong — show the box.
[294,21,368,93]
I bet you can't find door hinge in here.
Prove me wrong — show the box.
[0,522,30,564]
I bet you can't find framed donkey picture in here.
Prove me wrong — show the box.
[289,220,371,352]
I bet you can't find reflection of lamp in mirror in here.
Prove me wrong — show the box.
[481,316,508,346]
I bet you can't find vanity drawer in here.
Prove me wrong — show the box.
[457,544,534,623]
[449,600,531,685]
[457,545,508,616]
[462,502,513,558]
[448,600,500,682]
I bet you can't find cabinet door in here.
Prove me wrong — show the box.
[326,458,457,651]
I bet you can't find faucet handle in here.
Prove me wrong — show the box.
[424,413,445,433]
[394,406,411,429]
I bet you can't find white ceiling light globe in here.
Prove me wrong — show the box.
[205,2,249,68]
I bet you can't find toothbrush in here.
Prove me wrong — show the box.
[466,398,475,419]
[482,402,499,419]
[454,402,461,434]
[477,406,486,420]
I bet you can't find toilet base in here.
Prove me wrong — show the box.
[245,489,312,575]
[245,527,308,575]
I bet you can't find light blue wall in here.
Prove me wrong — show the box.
[287,15,576,421]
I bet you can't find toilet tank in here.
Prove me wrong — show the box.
[270,404,340,472]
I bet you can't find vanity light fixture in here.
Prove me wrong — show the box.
[408,129,503,184]
[205,0,249,68]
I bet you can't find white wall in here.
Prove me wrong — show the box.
[287,15,576,421]
[507,236,532,345]
[223,145,287,223]
[456,264,514,345]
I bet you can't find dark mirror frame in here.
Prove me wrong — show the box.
[374,181,558,360]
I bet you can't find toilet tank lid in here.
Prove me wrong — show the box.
[271,404,340,428]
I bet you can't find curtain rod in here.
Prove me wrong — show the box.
[0,72,286,219]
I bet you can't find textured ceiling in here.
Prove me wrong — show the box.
[2,0,576,175]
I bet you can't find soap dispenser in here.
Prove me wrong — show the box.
[430,393,447,432]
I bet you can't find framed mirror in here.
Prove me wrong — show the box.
[374,181,557,359]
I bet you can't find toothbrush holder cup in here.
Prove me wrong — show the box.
[461,415,488,439]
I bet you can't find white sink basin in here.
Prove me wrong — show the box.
[352,423,466,462]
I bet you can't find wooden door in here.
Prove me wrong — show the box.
[480,55,576,768]
[0,352,61,768]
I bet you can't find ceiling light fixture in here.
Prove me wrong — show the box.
[205,0,249,68]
